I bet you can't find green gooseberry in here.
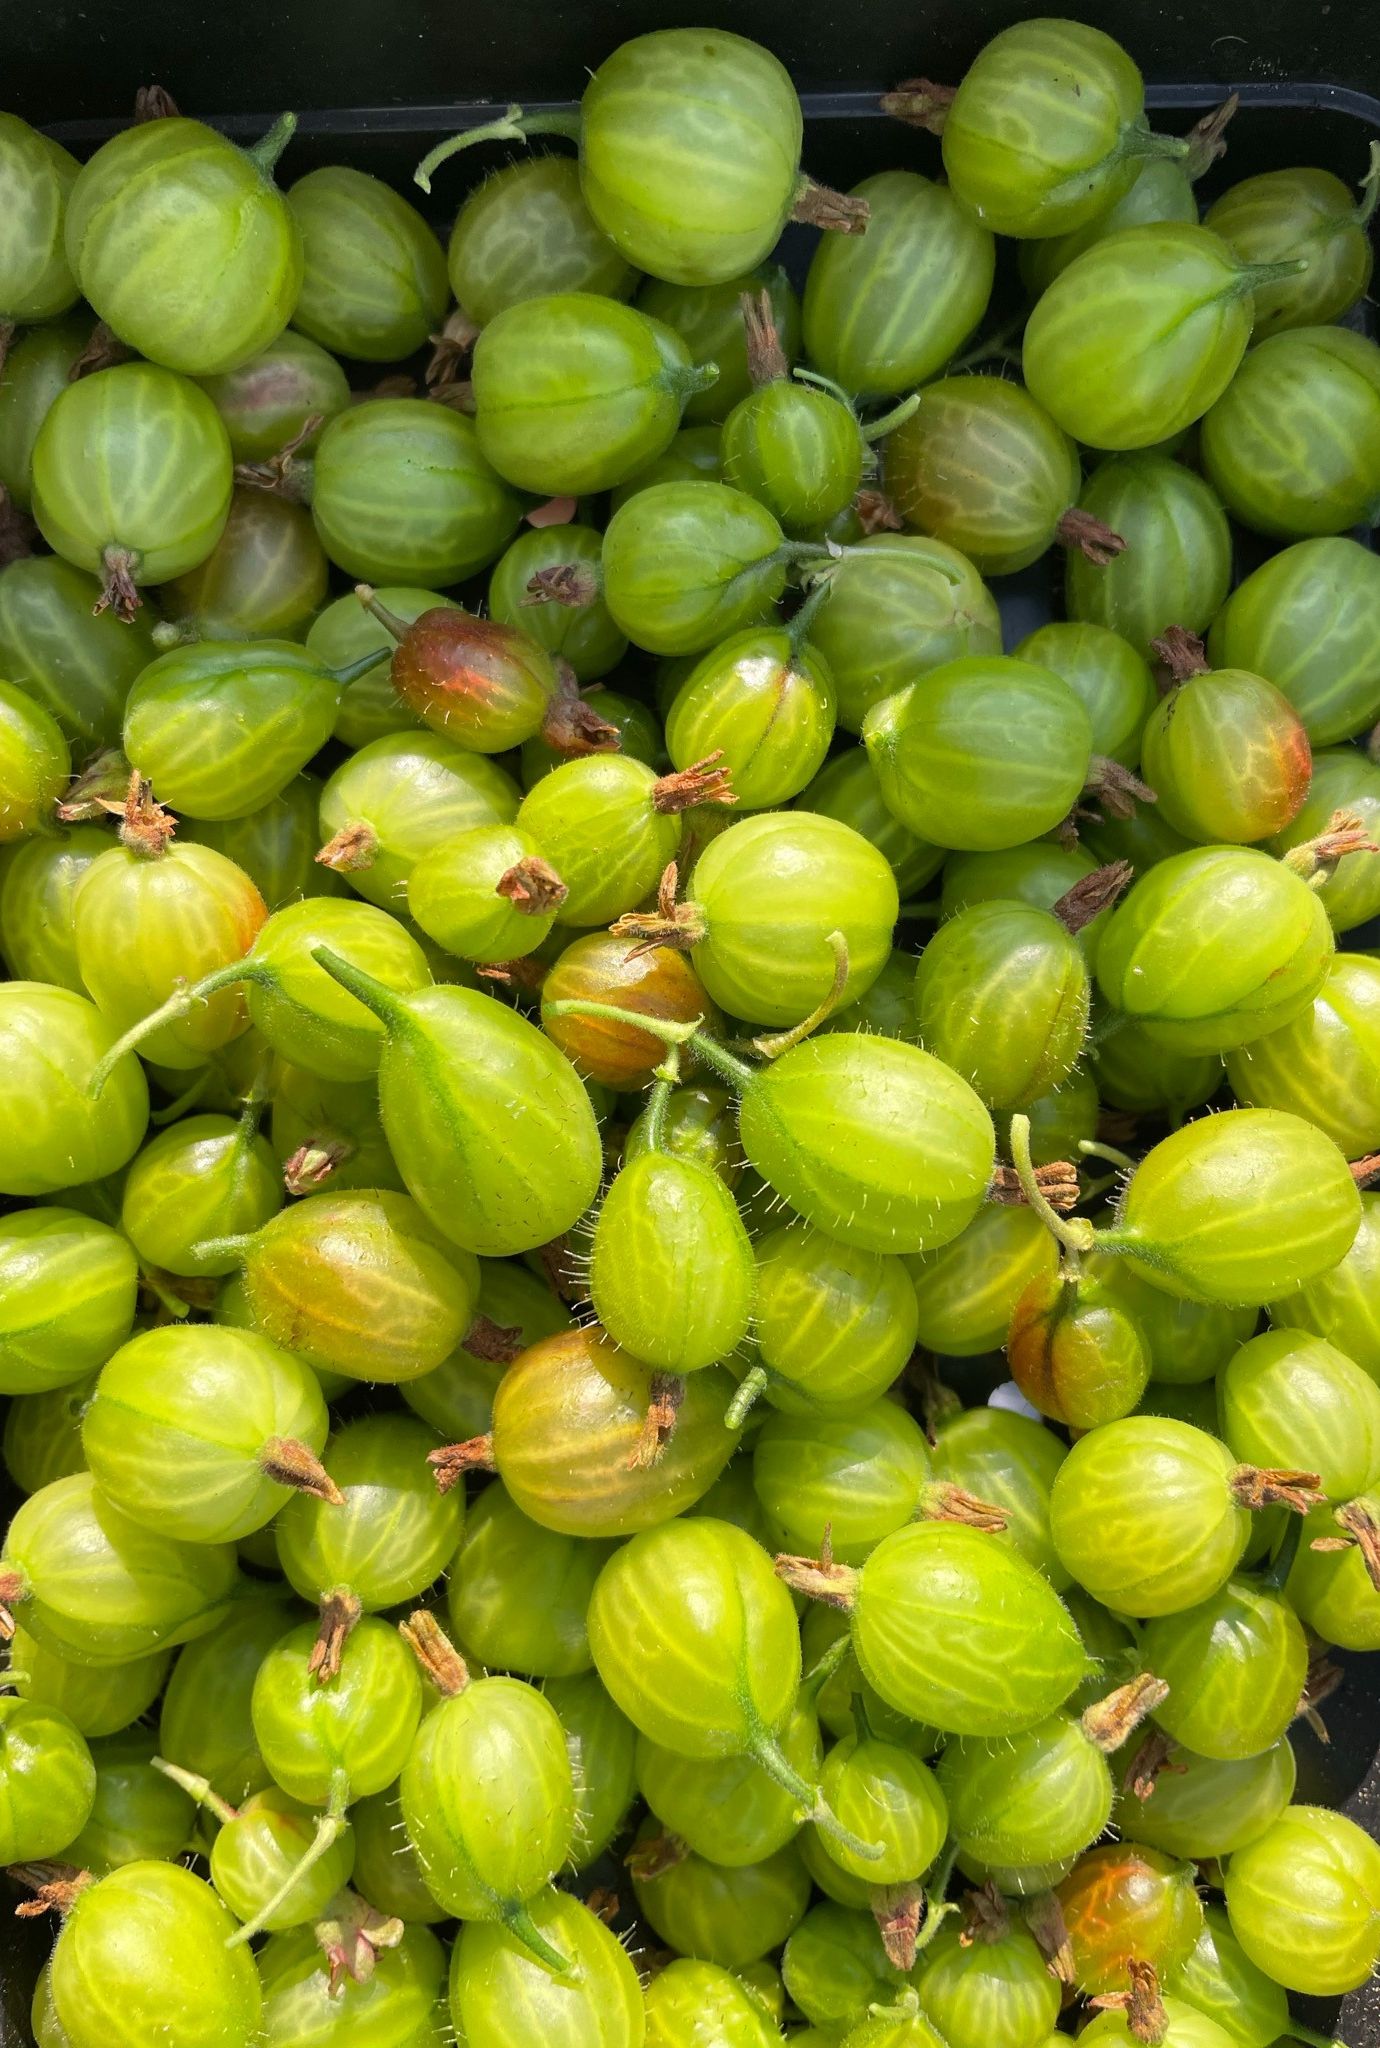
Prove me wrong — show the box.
[1202,325,1380,536]
[864,654,1093,851]
[802,169,994,401]
[312,398,523,585]
[1212,538,1380,749]
[1205,155,1378,336]
[287,163,446,360]
[0,314,91,510]
[639,263,799,425]
[1018,131,1210,295]
[940,17,1182,239]
[1122,1740,1296,1863]
[646,1958,787,2048]
[306,585,436,749]
[446,1483,614,1678]
[5,1627,170,1741]
[1091,1017,1222,1120]
[159,490,329,644]
[1064,454,1232,657]
[183,773,345,914]
[1078,2000,1236,2048]
[799,749,944,897]
[521,687,662,789]
[610,421,724,508]
[937,1699,1129,1869]
[259,1918,445,2045]
[119,1111,282,1278]
[600,479,793,656]
[754,1400,972,1567]
[449,1886,643,2048]
[1015,622,1158,771]
[665,619,836,809]
[1224,1804,1380,1995]
[817,1724,947,1886]
[1024,224,1296,451]
[0,1207,138,1396]
[252,1613,422,1807]
[822,950,922,1044]
[914,898,1089,1111]
[319,729,520,911]
[1140,656,1312,847]
[837,1995,949,2047]
[737,1222,918,1422]
[1094,846,1333,1054]
[82,1322,332,1543]
[1141,1573,1309,1759]
[67,1728,193,1874]
[0,676,67,841]
[1167,1905,1292,2048]
[912,1920,1062,2048]
[489,523,627,682]
[1287,1496,1380,1650]
[349,1784,446,1923]
[0,983,148,1197]
[473,291,716,495]
[545,1667,639,1872]
[782,1902,907,2036]
[515,751,685,926]
[1220,1326,1380,1501]
[0,113,80,325]
[0,554,159,751]
[159,1586,301,1805]
[1058,1841,1205,1995]
[782,1520,1088,1738]
[909,1206,1059,1360]
[629,1821,811,1968]
[1087,1256,1254,1386]
[1006,1068,1100,1167]
[1007,1253,1152,1433]
[65,114,300,377]
[0,1469,238,1663]
[939,843,1103,956]
[401,1257,571,1439]
[201,1776,355,1932]
[1228,952,1380,1156]
[720,327,863,536]
[31,361,233,618]
[1271,1192,1380,1380]
[407,823,564,964]
[929,1406,1068,1588]
[446,153,636,327]
[637,1695,820,1868]
[807,534,1002,738]
[0,1693,95,1863]
[49,1861,262,2048]
[197,328,350,463]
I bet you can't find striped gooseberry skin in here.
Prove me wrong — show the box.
[409,824,560,964]
[909,1205,1058,1360]
[1059,1843,1205,1996]
[937,1713,1113,1868]
[243,897,433,1082]
[311,400,524,587]
[864,656,1092,853]
[197,328,349,463]
[800,749,944,898]
[753,1401,930,1567]
[1,1471,238,1665]
[783,1900,907,2034]
[914,900,1089,1112]
[720,379,861,535]
[667,625,836,809]
[387,607,560,753]
[239,1189,479,1384]
[1142,668,1312,846]
[1008,1268,1151,1432]
[1225,1805,1380,1996]
[590,1149,755,1374]
[752,1222,918,1416]
[158,1587,300,1807]
[1211,541,1380,749]
[1202,326,1380,538]
[491,523,627,683]
[647,1959,786,2048]
[0,1208,138,1396]
[451,156,636,328]
[601,481,787,657]
[490,1328,738,1537]
[160,490,329,644]
[1065,454,1232,658]
[252,1615,422,1806]
[1088,1257,1254,1387]
[1091,1019,1221,1123]
[0,113,80,320]
[0,984,148,1198]
[402,1261,571,1441]
[320,730,520,913]
[1083,1999,1238,2048]
[1106,1107,1361,1306]
[940,845,1108,969]
[183,774,344,916]
[639,264,800,428]
[74,842,266,1068]
[276,1413,463,1613]
[1141,1577,1309,1760]
[803,170,993,402]
[401,1671,574,1923]
[1094,847,1334,1056]
[1227,953,1380,1157]
[930,1407,1069,1588]
[736,1032,996,1257]
[7,1630,170,1743]
[546,1669,639,1873]
[68,1726,196,1873]
[350,1786,447,1923]
[0,555,158,751]
[0,678,67,843]
[1271,1193,1380,1377]
[1171,1906,1292,2048]
[1120,1740,1296,1862]
[517,753,682,926]
[82,1324,327,1545]
[1288,1497,1380,1651]
[1207,166,1374,337]
[541,934,715,1090]
[638,1698,819,1867]
[450,1887,644,2048]
[448,1485,614,1680]
[1049,1417,1250,1618]
[631,1822,812,1968]
[1220,1326,1380,1500]
[65,118,300,377]
[307,587,433,750]
[209,1783,354,1931]
[884,377,1081,578]
[849,1522,1089,1738]
[288,164,448,361]
[838,2004,949,2048]
[913,1923,1063,2048]
[0,1695,96,1864]
[4,1375,96,1495]
[1016,621,1157,771]
[32,363,233,588]
[50,1862,262,2048]
[818,1734,947,1886]
[260,1922,445,2046]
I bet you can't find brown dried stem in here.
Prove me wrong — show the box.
[68,322,130,381]
[1056,507,1127,565]
[1283,807,1380,889]
[308,1589,363,1684]
[1150,626,1211,682]
[398,1610,471,1698]
[0,1568,27,1640]
[919,1483,1008,1533]
[94,545,142,623]
[629,1373,685,1470]
[873,1881,925,1970]
[523,562,600,608]
[854,488,904,534]
[1335,1498,1380,1592]
[1230,1465,1327,1514]
[1081,1673,1171,1754]
[652,751,738,814]
[316,821,379,874]
[7,1863,92,1919]
[260,1437,344,1506]
[284,1139,355,1196]
[988,1160,1081,1214]
[1052,860,1133,935]
[426,307,481,388]
[0,484,34,568]
[879,77,956,132]
[316,1889,406,1992]
[463,1314,524,1364]
[234,414,321,500]
[116,771,176,859]
[427,1435,496,1493]
[496,856,568,915]
[1122,1728,1185,1802]
[1089,1960,1169,2046]
[741,287,790,387]
[773,1551,859,1610]
[790,178,870,233]
[540,661,621,757]
[625,1829,690,1883]
[133,84,180,120]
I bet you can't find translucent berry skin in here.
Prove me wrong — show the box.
[208,1781,353,1929]
[721,378,862,535]
[0,1694,96,1865]
[800,749,944,897]
[197,328,349,463]
[1226,953,1380,1158]
[638,1699,819,1868]
[1121,1741,1296,1863]
[912,1920,1063,2048]
[1288,1496,1380,1650]
[1220,1325,1380,1500]
[910,1206,1059,1361]
[1271,1192,1380,1379]
[0,676,68,842]
[546,1668,639,1873]
[0,984,148,1199]
[752,1223,919,1416]
[1008,1269,1151,1432]
[914,899,1089,1112]
[782,1900,909,2035]
[1064,454,1231,658]
[1140,1576,1309,1760]
[516,754,681,927]
[754,1400,932,1566]
[818,1731,947,1885]
[1210,537,1380,747]
[449,1887,643,2048]
[647,1957,787,2048]
[320,730,520,913]
[1141,668,1311,846]
[0,113,80,323]
[1058,1842,1205,1996]
[489,523,628,683]
[1224,1805,1380,1995]
[939,841,1105,960]
[937,1712,1113,1868]
[1020,147,1200,297]
[601,479,789,657]
[1016,620,1157,770]
[0,1207,139,1396]
[0,554,156,752]
[447,1484,614,1680]
[158,1587,299,1807]
[288,162,448,361]
[1201,326,1380,537]
[541,934,716,1091]
[251,1615,423,1807]
[160,489,328,646]
[1081,1999,1238,2048]
[591,1148,755,1374]
[276,1412,464,1617]
[667,624,836,809]
[259,1921,444,2048]
[1207,164,1375,336]
[1167,1904,1291,2048]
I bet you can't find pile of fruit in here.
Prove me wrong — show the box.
[4,16,1380,2047]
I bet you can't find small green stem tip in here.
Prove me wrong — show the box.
[245,111,297,176]
[223,1771,351,1950]
[309,945,407,1028]
[413,105,582,192]
[87,958,261,1099]
[1010,1113,1094,1260]
[151,1757,238,1827]
[750,1730,885,1863]
[501,1901,573,1975]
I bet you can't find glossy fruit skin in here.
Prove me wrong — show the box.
[1228,953,1380,1156]
[818,1730,947,1885]
[320,730,520,911]
[1222,1325,1380,1498]
[915,900,1088,1112]
[1212,539,1380,748]
[0,114,79,322]
[884,377,1080,577]
[1025,224,1261,450]
[1225,1805,1380,1995]
[277,1410,463,1615]
[66,118,300,376]
[1125,1739,1296,1863]
[490,523,628,682]
[449,153,637,327]
[517,753,682,926]
[1207,165,1374,335]
[938,1712,1113,1868]
[639,1698,819,1868]
[158,1587,299,1805]
[208,1778,351,1927]
[751,1223,918,1416]
[1095,846,1334,1055]
[721,377,862,535]
[312,399,523,586]
[1082,1999,1237,2048]
[802,168,993,399]
[592,1148,754,1374]
[490,1328,737,1537]
[1272,1192,1380,1378]
[69,1726,194,1874]
[800,750,943,897]
[0,1694,95,1864]
[403,1260,569,1441]
[49,1861,262,2048]
[541,933,714,1090]
[33,360,233,589]
[667,625,835,808]
[847,1520,1087,1736]
[1288,1496,1380,1649]
[307,585,437,747]
[1020,147,1200,295]
[349,1785,446,1923]
[614,422,727,513]
[0,555,159,751]
[252,1614,422,1806]
[160,489,329,643]
[546,1668,639,1873]
[0,984,148,1198]
[1143,1576,1309,1760]
[0,678,67,843]
[449,1887,643,2048]
[0,314,90,509]
[580,28,807,286]
[1013,622,1156,771]
[913,1922,1062,2048]
[646,1958,786,2048]
[4,1371,95,1495]
[601,479,788,656]
[401,1667,573,1928]
[640,263,800,425]
[8,1627,170,1746]
[1009,1264,1151,1431]
[1202,326,1380,536]
[447,1485,613,1679]
[239,897,431,1082]
[632,1824,811,1968]
[783,1902,909,2035]
[1059,1843,1205,1995]
[1092,1016,1222,1120]
[197,328,350,463]
[735,1031,996,1256]
[287,162,447,360]
[1168,1905,1292,2048]
[1064,454,1232,656]
[939,841,1102,954]
[259,1919,444,2046]
[183,773,341,914]
[865,654,1092,852]
[408,824,560,963]
[1089,1257,1253,1386]
[1141,668,1311,846]
[911,1206,1058,1361]
[754,1399,931,1565]
[0,1208,138,1396]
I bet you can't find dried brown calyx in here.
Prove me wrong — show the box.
[789,178,870,234]
[68,321,130,382]
[133,84,181,120]
[741,287,790,387]
[1284,807,1380,889]
[1230,1465,1326,1514]
[1150,625,1211,684]
[0,1566,28,1640]
[1122,1727,1184,1802]
[584,1887,620,1925]
[1083,757,1158,821]
[524,562,600,609]
[537,1234,582,1302]
[1184,93,1239,177]
[7,1862,93,1919]
[1052,860,1133,935]
[1081,1673,1171,1754]
[477,955,550,997]
[958,1881,1010,1948]
[1323,1498,1380,1592]
[854,488,904,535]
[308,1588,363,1685]
[426,307,481,389]
[0,483,34,566]
[1025,1889,1075,1984]
[1296,1651,1345,1742]
[463,1314,524,1365]
[114,771,177,859]
[874,1880,925,1970]
[917,1483,1007,1533]
[612,861,709,958]
[284,1139,356,1197]
[540,661,621,758]
[774,1550,859,1611]
[428,1435,497,1493]
[988,1159,1081,1214]
[1352,1154,1380,1189]
[879,77,956,132]
[1056,507,1127,566]
[399,1609,471,1697]
[315,1889,405,1993]
[56,748,133,821]
[259,1436,344,1506]
[625,1829,690,1883]
[629,1373,685,1470]
[496,855,569,916]
[652,751,737,815]
[1089,1960,1169,2046]
[234,414,320,501]
[93,545,143,624]
[315,821,379,874]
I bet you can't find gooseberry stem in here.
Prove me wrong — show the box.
[1078,1138,1138,1174]
[309,945,411,1030]
[748,1727,885,1863]
[502,1900,573,1975]
[860,393,921,443]
[1009,1114,1094,1262]
[751,932,850,1059]
[641,1048,682,1155]
[786,570,839,655]
[86,959,267,1097]
[245,111,298,176]
[1260,1509,1305,1593]
[413,106,583,193]
[725,1365,770,1430]
[1123,128,1191,164]
[223,1770,351,1950]
[150,1757,237,1827]
[1357,140,1380,227]
[149,1071,212,1126]
[329,648,391,688]
[800,1628,853,1700]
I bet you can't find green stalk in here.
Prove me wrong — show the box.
[1121,126,1191,164]
[151,1757,237,1827]
[1259,1510,1305,1594]
[786,572,838,657]
[87,959,268,1099]
[1078,1138,1138,1175]
[749,1727,885,1863]
[309,945,411,1031]
[224,1770,352,1950]
[329,648,391,688]
[245,112,297,176]
[1009,1113,1095,1262]
[414,106,582,193]
[913,1837,961,1954]
[149,1071,212,1126]
[641,1048,682,1155]
[500,1899,572,1975]
[860,393,920,444]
